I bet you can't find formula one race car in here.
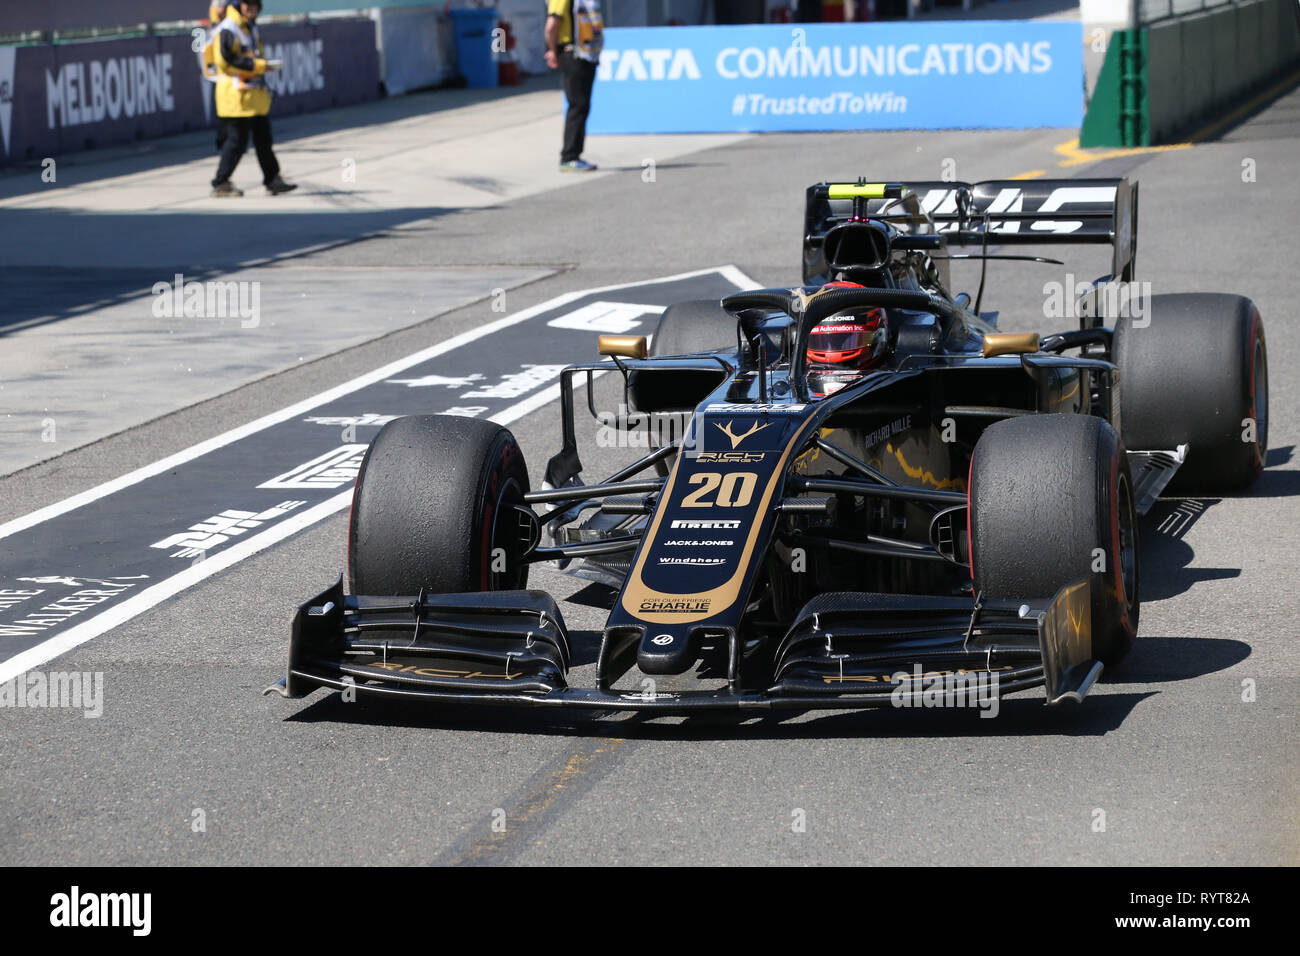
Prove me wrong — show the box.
[269,177,1268,713]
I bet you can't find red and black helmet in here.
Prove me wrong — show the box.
[806,281,886,372]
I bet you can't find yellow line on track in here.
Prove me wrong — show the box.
[1031,66,1300,178]
[1053,136,1191,168]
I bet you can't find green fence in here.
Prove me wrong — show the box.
[1081,0,1300,145]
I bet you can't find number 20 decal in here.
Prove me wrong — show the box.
[681,471,758,508]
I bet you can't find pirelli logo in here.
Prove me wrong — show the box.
[670,519,741,529]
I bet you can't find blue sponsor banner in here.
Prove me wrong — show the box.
[586,21,1083,133]
[0,21,379,165]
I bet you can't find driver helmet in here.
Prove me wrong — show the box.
[806,281,886,396]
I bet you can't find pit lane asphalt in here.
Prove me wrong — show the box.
[1,85,1297,866]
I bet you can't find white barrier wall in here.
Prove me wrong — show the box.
[372,4,455,93]
[496,0,549,75]
[373,1,551,92]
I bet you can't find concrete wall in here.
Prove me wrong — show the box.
[1146,0,1299,141]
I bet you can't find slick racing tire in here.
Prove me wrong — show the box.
[348,415,531,595]
[969,414,1139,667]
[648,298,736,356]
[1113,293,1267,493]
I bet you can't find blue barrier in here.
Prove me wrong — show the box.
[0,19,380,164]
[585,21,1084,134]
[450,8,499,89]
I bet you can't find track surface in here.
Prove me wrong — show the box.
[1,85,1298,866]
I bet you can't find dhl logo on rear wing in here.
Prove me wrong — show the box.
[804,177,1138,284]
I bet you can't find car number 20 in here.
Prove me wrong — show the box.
[681,471,758,508]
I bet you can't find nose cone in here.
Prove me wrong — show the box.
[637,626,702,675]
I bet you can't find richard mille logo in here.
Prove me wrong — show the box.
[715,419,771,449]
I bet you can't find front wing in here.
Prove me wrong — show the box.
[266,577,1101,712]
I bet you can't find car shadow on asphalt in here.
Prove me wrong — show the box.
[1103,636,1251,685]
[1138,504,1239,601]
[1138,447,1294,599]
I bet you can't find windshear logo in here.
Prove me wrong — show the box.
[715,419,771,449]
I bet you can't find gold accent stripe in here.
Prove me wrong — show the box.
[620,415,821,625]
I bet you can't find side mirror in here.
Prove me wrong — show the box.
[982,332,1041,358]
[598,334,648,360]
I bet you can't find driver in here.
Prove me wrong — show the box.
[806,281,888,397]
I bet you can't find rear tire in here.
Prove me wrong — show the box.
[969,414,1139,666]
[649,298,735,356]
[1113,293,1267,493]
[348,415,530,595]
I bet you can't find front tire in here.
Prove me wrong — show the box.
[348,415,530,595]
[1114,293,1267,493]
[969,414,1139,666]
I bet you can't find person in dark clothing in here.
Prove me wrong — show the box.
[544,0,603,171]
[210,1,296,197]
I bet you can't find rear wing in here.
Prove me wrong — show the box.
[803,178,1139,284]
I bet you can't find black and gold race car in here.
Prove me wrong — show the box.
[268,177,1268,713]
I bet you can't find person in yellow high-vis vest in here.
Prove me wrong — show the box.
[544,0,603,171]
[210,0,296,197]
[202,3,231,152]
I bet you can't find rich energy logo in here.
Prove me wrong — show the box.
[50,887,151,936]
[715,420,772,449]
[693,452,765,463]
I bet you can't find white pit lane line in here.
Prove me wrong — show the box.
[0,266,758,684]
